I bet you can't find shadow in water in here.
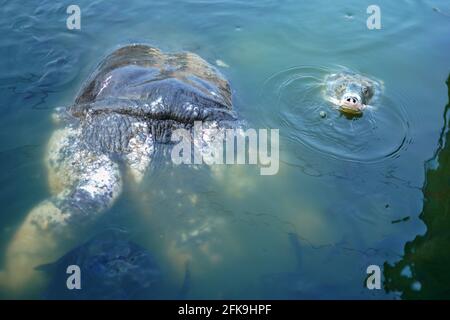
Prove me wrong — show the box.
[383,74,450,299]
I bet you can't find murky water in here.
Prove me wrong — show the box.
[0,0,449,299]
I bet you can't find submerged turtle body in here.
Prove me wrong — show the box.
[41,45,238,230]
[324,71,382,115]
[0,45,238,296]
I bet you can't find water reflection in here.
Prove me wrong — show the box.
[384,74,450,299]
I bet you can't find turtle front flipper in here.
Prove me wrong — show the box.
[1,128,123,296]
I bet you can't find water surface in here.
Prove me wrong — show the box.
[0,0,449,299]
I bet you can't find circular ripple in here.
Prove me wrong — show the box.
[258,66,411,164]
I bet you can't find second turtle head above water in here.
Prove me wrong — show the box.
[324,71,381,115]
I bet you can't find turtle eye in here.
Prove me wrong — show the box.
[362,87,369,95]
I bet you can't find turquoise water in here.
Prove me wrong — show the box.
[0,0,449,299]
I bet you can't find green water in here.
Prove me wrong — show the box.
[384,75,450,299]
[0,0,449,299]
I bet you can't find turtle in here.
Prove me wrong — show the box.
[0,44,238,293]
[323,71,382,115]
[24,43,238,230]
